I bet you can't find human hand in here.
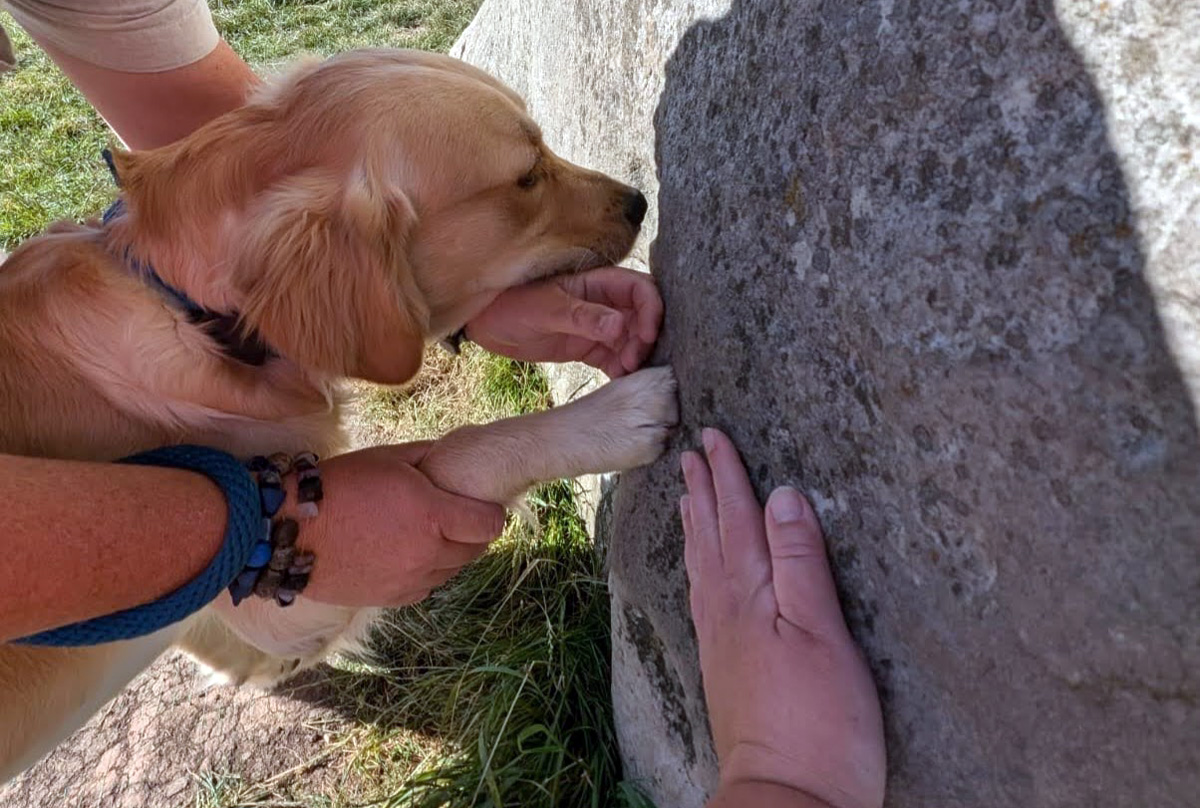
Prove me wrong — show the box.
[682,429,885,808]
[465,266,662,377]
[298,443,506,607]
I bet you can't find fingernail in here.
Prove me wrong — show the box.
[702,428,717,454]
[768,487,807,524]
[679,494,691,521]
[601,311,624,337]
[680,451,698,482]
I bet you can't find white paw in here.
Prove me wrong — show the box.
[586,366,679,470]
[188,648,304,689]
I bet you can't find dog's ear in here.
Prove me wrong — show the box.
[234,166,428,383]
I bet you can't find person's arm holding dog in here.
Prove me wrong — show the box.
[0,258,665,640]
[0,443,506,642]
[0,259,663,641]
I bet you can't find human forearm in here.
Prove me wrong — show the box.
[0,442,508,643]
[34,38,258,150]
[1,453,226,642]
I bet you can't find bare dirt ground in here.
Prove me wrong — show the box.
[1,653,354,807]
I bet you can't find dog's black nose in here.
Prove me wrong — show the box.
[623,190,648,227]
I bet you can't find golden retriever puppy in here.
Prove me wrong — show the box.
[0,49,677,782]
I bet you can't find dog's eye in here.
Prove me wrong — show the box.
[517,171,539,190]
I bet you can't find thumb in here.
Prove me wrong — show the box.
[764,487,847,635]
[436,490,507,545]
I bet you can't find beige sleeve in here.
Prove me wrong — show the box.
[2,0,219,72]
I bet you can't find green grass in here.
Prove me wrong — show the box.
[212,0,482,64]
[0,17,111,248]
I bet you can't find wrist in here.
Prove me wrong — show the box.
[226,453,323,608]
[283,464,334,595]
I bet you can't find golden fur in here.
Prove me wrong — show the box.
[0,49,677,782]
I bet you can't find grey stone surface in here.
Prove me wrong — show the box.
[456,1,1200,807]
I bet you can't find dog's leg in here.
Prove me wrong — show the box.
[180,600,379,688]
[0,627,181,783]
[180,367,675,690]
[176,610,304,687]
[417,366,678,504]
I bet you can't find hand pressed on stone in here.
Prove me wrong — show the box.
[681,429,886,808]
[465,266,662,378]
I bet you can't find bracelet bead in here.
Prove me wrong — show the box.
[229,454,322,608]
[272,517,299,548]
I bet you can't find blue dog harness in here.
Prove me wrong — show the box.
[100,149,276,366]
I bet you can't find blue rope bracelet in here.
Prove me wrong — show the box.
[15,445,262,647]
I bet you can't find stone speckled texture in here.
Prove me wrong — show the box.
[456,1,1200,806]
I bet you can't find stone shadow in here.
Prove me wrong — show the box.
[609,1,1200,806]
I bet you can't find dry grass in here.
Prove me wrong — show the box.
[346,346,551,447]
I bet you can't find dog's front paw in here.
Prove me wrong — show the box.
[199,654,304,689]
[589,366,679,470]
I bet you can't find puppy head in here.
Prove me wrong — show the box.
[111,50,645,384]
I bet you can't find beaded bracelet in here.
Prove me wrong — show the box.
[227,451,323,608]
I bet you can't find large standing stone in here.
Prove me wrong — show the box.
[456,1,1200,806]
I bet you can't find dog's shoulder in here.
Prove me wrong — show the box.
[0,222,111,300]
